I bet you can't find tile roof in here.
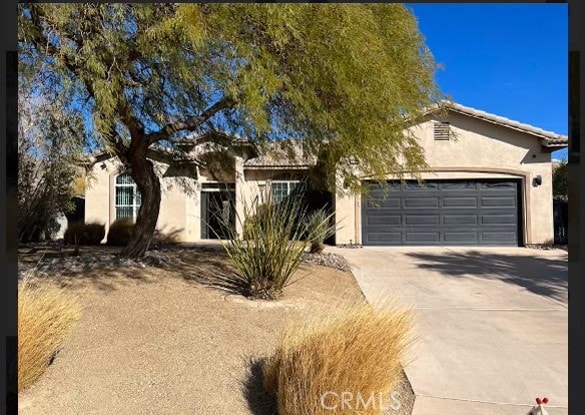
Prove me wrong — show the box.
[435,101,568,146]
[243,140,317,168]
[84,101,568,166]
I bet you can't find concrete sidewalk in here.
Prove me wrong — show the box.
[333,246,568,415]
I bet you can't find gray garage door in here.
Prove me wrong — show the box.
[361,180,520,246]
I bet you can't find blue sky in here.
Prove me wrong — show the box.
[407,4,568,160]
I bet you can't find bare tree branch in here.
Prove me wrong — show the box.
[145,97,235,145]
[28,5,143,154]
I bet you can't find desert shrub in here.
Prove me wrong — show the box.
[106,219,135,246]
[263,301,414,415]
[18,275,81,392]
[304,208,335,254]
[63,222,105,245]
[219,195,334,300]
[242,203,272,240]
[152,229,181,245]
[18,83,87,243]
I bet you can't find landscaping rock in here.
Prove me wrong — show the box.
[301,252,350,271]
[18,244,351,278]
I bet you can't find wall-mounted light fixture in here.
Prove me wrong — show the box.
[533,175,542,187]
[100,162,107,170]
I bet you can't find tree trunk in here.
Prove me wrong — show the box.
[120,151,161,259]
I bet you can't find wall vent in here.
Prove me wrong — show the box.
[434,121,450,140]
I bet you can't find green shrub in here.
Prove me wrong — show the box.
[106,219,135,246]
[304,208,334,254]
[63,222,105,245]
[218,195,335,300]
[242,203,271,240]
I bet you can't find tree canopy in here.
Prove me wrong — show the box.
[18,80,87,242]
[19,3,442,257]
[553,159,568,199]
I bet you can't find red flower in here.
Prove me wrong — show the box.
[543,397,549,404]
[536,398,542,405]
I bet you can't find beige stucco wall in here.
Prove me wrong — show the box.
[335,112,554,245]
[86,112,555,246]
[84,158,304,243]
[85,157,194,243]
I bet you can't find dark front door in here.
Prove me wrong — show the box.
[361,180,521,246]
[201,186,235,239]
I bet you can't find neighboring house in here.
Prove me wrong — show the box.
[85,102,567,246]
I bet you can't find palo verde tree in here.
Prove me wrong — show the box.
[19,4,442,258]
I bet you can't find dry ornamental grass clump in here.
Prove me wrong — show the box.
[263,301,414,415]
[18,276,81,392]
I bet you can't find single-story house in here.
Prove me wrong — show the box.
[85,101,567,246]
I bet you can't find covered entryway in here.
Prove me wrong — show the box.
[200,183,236,239]
[361,180,521,246]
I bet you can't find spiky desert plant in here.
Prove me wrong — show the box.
[218,193,333,299]
[304,208,335,254]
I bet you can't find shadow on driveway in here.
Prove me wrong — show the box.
[404,250,568,304]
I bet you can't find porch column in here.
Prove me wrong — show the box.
[234,156,245,236]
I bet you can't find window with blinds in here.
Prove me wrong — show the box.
[434,121,451,140]
[115,173,141,221]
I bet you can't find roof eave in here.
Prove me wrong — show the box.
[539,138,568,152]
[243,164,313,170]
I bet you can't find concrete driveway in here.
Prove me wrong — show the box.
[335,246,568,415]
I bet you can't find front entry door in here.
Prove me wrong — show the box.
[201,184,236,239]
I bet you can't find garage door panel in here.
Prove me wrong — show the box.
[481,214,516,225]
[444,214,479,225]
[481,196,516,207]
[443,232,480,243]
[404,197,439,208]
[366,215,401,225]
[481,232,518,243]
[405,182,439,190]
[362,180,520,246]
[367,232,402,243]
[366,198,401,209]
[405,215,440,225]
[440,182,478,190]
[443,197,478,207]
[405,232,441,243]
[479,182,517,190]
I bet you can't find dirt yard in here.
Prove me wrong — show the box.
[18,247,414,415]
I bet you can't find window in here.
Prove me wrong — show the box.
[115,173,141,220]
[434,121,450,140]
[271,180,300,203]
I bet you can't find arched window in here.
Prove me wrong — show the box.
[115,173,141,221]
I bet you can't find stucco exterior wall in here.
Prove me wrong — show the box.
[86,111,556,246]
[84,158,291,243]
[85,157,193,243]
[335,112,554,245]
